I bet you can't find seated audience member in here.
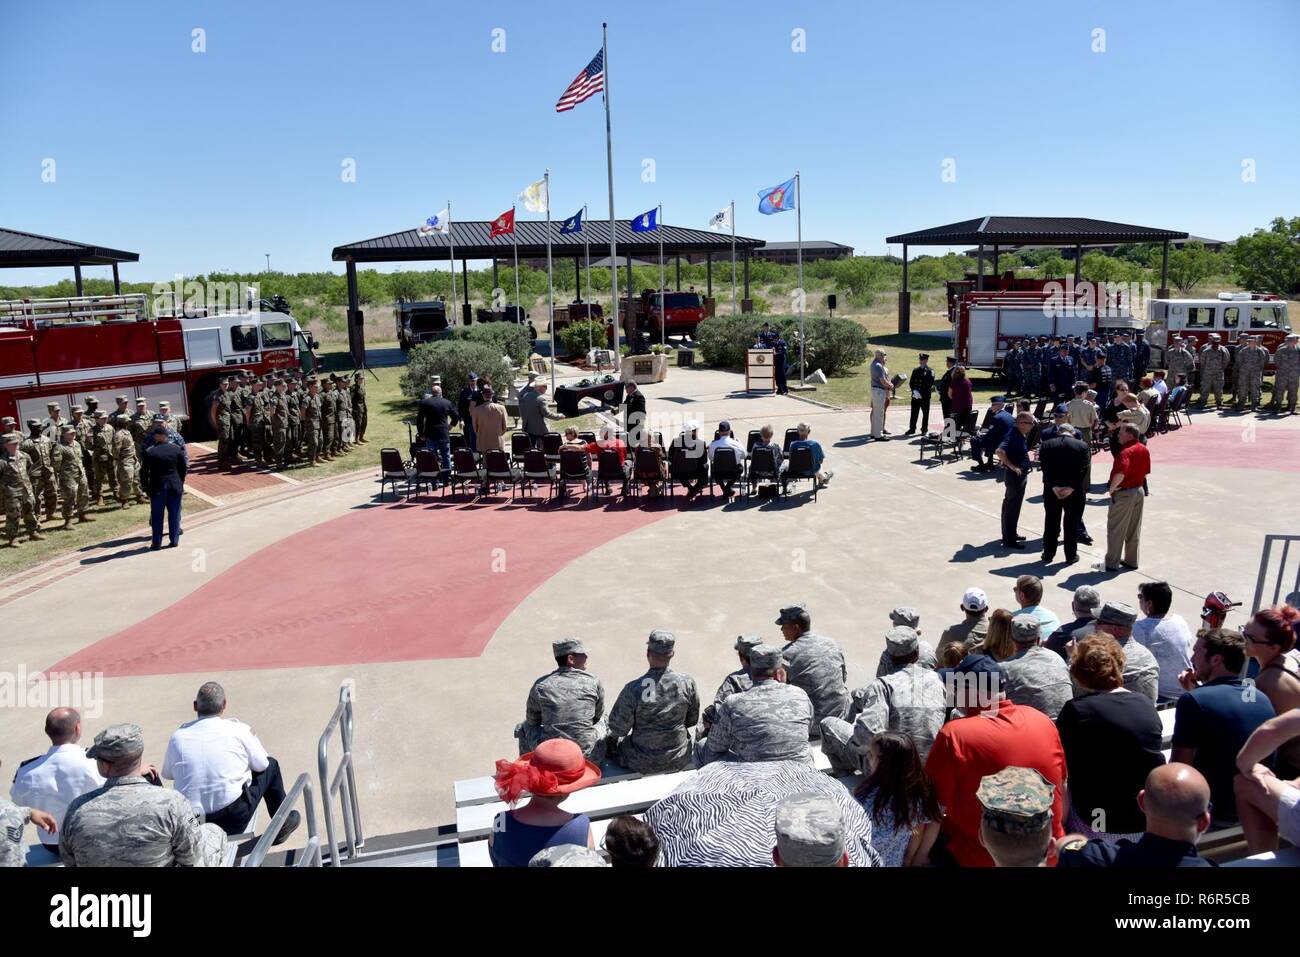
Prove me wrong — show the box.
[853,731,941,867]
[1118,390,1151,439]
[1012,575,1062,640]
[1234,709,1300,853]
[1044,585,1102,661]
[978,766,1057,867]
[515,638,608,762]
[968,608,1017,661]
[876,606,937,676]
[937,641,967,669]
[527,844,608,867]
[925,656,1067,867]
[606,630,699,773]
[822,627,948,774]
[1172,629,1276,826]
[61,724,227,867]
[490,738,600,867]
[1132,581,1195,704]
[1002,614,1073,720]
[603,814,659,867]
[1057,763,1215,867]
[560,426,587,450]
[9,708,105,861]
[709,634,762,715]
[1243,606,1300,776]
[969,395,1013,471]
[1093,601,1161,703]
[787,422,833,486]
[698,644,815,765]
[637,441,670,497]
[777,603,849,730]
[670,421,707,499]
[1167,374,1189,407]
[750,424,784,469]
[937,588,990,661]
[1152,369,1169,398]
[585,426,628,466]
[1056,636,1165,842]
[0,794,56,867]
[644,759,881,867]
[162,681,300,841]
[773,793,849,867]
[706,420,747,498]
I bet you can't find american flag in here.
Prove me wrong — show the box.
[555,50,604,112]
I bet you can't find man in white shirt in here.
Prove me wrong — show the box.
[162,681,299,843]
[706,420,748,499]
[9,708,105,861]
[1133,580,1194,704]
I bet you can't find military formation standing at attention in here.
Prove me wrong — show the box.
[205,368,369,472]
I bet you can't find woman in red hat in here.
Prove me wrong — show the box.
[488,738,602,867]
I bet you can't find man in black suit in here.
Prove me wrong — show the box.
[622,381,647,446]
[140,422,188,551]
[416,385,459,476]
[1038,423,1091,565]
[904,353,936,436]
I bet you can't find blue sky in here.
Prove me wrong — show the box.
[1,0,1297,284]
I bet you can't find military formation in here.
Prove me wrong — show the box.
[1,395,187,546]
[1001,330,1299,414]
[207,369,369,471]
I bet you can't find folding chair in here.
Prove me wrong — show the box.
[783,445,819,501]
[1032,398,1049,420]
[709,447,745,499]
[542,432,563,465]
[577,430,597,444]
[556,448,592,499]
[379,448,408,501]
[746,429,762,457]
[783,427,800,452]
[632,447,666,497]
[667,444,705,499]
[510,431,532,465]
[520,449,556,500]
[411,448,443,499]
[447,448,482,498]
[483,449,521,500]
[747,445,781,495]
[594,448,628,498]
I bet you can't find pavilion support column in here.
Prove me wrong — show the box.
[976,244,984,292]
[74,262,84,297]
[626,252,635,343]
[112,263,121,294]
[899,243,910,334]
[1073,244,1082,285]
[1158,241,1170,298]
[461,258,469,323]
[742,251,752,313]
[993,244,1000,278]
[492,259,499,292]
[345,258,362,366]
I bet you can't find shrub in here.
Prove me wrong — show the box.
[399,340,510,400]
[694,314,869,377]
[453,322,531,365]
[558,318,609,358]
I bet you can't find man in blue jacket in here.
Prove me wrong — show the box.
[140,423,188,550]
[969,397,1015,473]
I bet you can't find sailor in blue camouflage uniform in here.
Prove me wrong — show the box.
[515,638,608,762]
[606,630,700,773]
[1019,340,1039,398]
[1110,332,1135,384]
[697,644,815,765]
[777,602,849,731]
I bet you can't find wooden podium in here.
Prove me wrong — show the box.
[746,348,776,393]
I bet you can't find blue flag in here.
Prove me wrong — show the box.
[758,177,796,214]
[560,209,583,234]
[630,207,658,232]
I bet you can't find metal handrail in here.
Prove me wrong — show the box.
[242,773,322,867]
[318,680,363,865]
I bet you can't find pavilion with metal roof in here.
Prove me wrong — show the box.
[332,220,766,361]
[885,216,1188,332]
[0,226,139,294]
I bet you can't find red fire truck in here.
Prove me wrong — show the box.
[0,294,318,434]
[947,274,1142,373]
[1146,292,1291,369]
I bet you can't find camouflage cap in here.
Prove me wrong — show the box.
[734,634,764,654]
[1,432,21,445]
[885,625,920,656]
[1011,614,1042,643]
[25,418,41,428]
[1097,600,1138,628]
[646,629,675,655]
[70,406,84,414]
[552,637,587,659]
[93,410,109,419]
[60,423,76,434]
[775,603,809,626]
[889,606,920,629]
[86,723,145,762]
[114,395,128,403]
[0,417,14,426]
[748,643,786,672]
[775,793,846,867]
[83,395,98,404]
[527,844,609,868]
[159,400,170,407]
[135,397,147,404]
[46,401,60,409]
[977,766,1055,835]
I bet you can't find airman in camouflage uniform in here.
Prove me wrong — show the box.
[319,379,338,461]
[336,378,355,452]
[698,644,815,765]
[606,630,700,773]
[51,424,93,528]
[1,797,57,867]
[157,400,183,436]
[1234,335,1269,411]
[302,379,323,465]
[875,607,938,677]
[1003,341,1021,396]
[1019,342,1039,398]
[351,372,368,443]
[2,432,44,545]
[285,378,303,461]
[1198,334,1231,407]
[713,634,762,711]
[21,419,58,522]
[212,377,239,466]
[112,418,145,507]
[1272,333,1299,414]
[821,626,948,774]
[267,379,291,469]
[1001,614,1073,720]
[245,378,268,466]
[60,724,226,867]
[71,406,97,499]
[777,603,849,730]
[88,411,117,504]
[1165,336,1196,388]
[40,401,67,441]
[515,638,608,762]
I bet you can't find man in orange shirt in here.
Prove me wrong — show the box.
[925,655,1067,867]
[1105,423,1151,572]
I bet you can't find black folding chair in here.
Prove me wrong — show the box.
[556,447,592,499]
[542,431,563,465]
[783,445,818,501]
[483,449,521,500]
[410,448,443,499]
[710,447,745,499]
[748,445,781,494]
[783,427,800,452]
[379,448,408,501]
[746,430,762,456]
[632,446,666,497]
[447,448,482,498]
[667,443,705,498]
[510,431,531,465]
[520,449,555,500]
[594,448,628,498]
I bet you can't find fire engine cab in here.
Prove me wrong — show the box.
[0,294,318,434]
[1146,292,1291,368]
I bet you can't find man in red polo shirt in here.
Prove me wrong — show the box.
[925,655,1067,867]
[1105,422,1151,572]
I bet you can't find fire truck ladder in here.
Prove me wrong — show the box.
[0,294,149,325]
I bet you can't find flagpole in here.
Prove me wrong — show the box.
[795,172,804,385]
[545,170,557,392]
[512,204,521,341]
[730,200,737,316]
[448,200,458,321]
[602,23,619,347]
[657,204,665,349]
[583,203,592,355]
